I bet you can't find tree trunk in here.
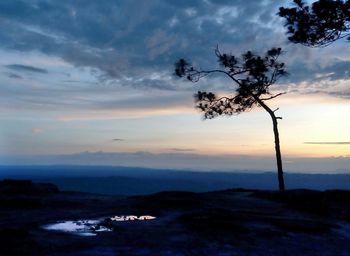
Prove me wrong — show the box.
[270,114,285,191]
[254,96,285,191]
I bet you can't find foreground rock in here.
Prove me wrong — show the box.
[0,182,350,255]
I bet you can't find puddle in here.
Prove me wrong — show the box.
[109,215,156,221]
[43,215,156,236]
[43,219,110,236]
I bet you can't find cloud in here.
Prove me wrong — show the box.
[62,80,97,85]
[167,148,195,152]
[0,1,287,81]
[112,138,125,142]
[304,142,350,145]
[4,64,48,74]
[96,92,193,110]
[284,58,350,86]
[0,0,350,117]
[31,127,45,134]
[6,72,22,79]
[1,151,350,173]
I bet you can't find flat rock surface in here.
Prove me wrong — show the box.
[1,187,350,255]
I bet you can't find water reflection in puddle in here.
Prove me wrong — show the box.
[110,215,156,221]
[43,220,109,236]
[43,215,156,236]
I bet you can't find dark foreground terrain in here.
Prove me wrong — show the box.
[1,179,350,255]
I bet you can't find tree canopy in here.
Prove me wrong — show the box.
[175,47,288,191]
[175,47,287,119]
[279,0,350,47]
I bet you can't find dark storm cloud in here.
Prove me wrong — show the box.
[4,64,48,74]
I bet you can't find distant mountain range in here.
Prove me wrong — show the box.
[0,165,349,195]
[2,151,350,173]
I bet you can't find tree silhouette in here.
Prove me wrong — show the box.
[279,0,350,47]
[175,47,288,191]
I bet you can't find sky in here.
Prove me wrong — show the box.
[0,0,350,172]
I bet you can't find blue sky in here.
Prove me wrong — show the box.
[0,0,350,172]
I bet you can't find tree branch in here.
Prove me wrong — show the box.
[260,92,286,101]
[196,69,242,86]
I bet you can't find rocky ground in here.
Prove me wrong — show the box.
[1,179,350,255]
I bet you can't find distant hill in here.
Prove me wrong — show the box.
[0,165,349,195]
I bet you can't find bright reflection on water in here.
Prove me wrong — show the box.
[42,215,156,236]
[43,220,108,236]
[110,215,156,221]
